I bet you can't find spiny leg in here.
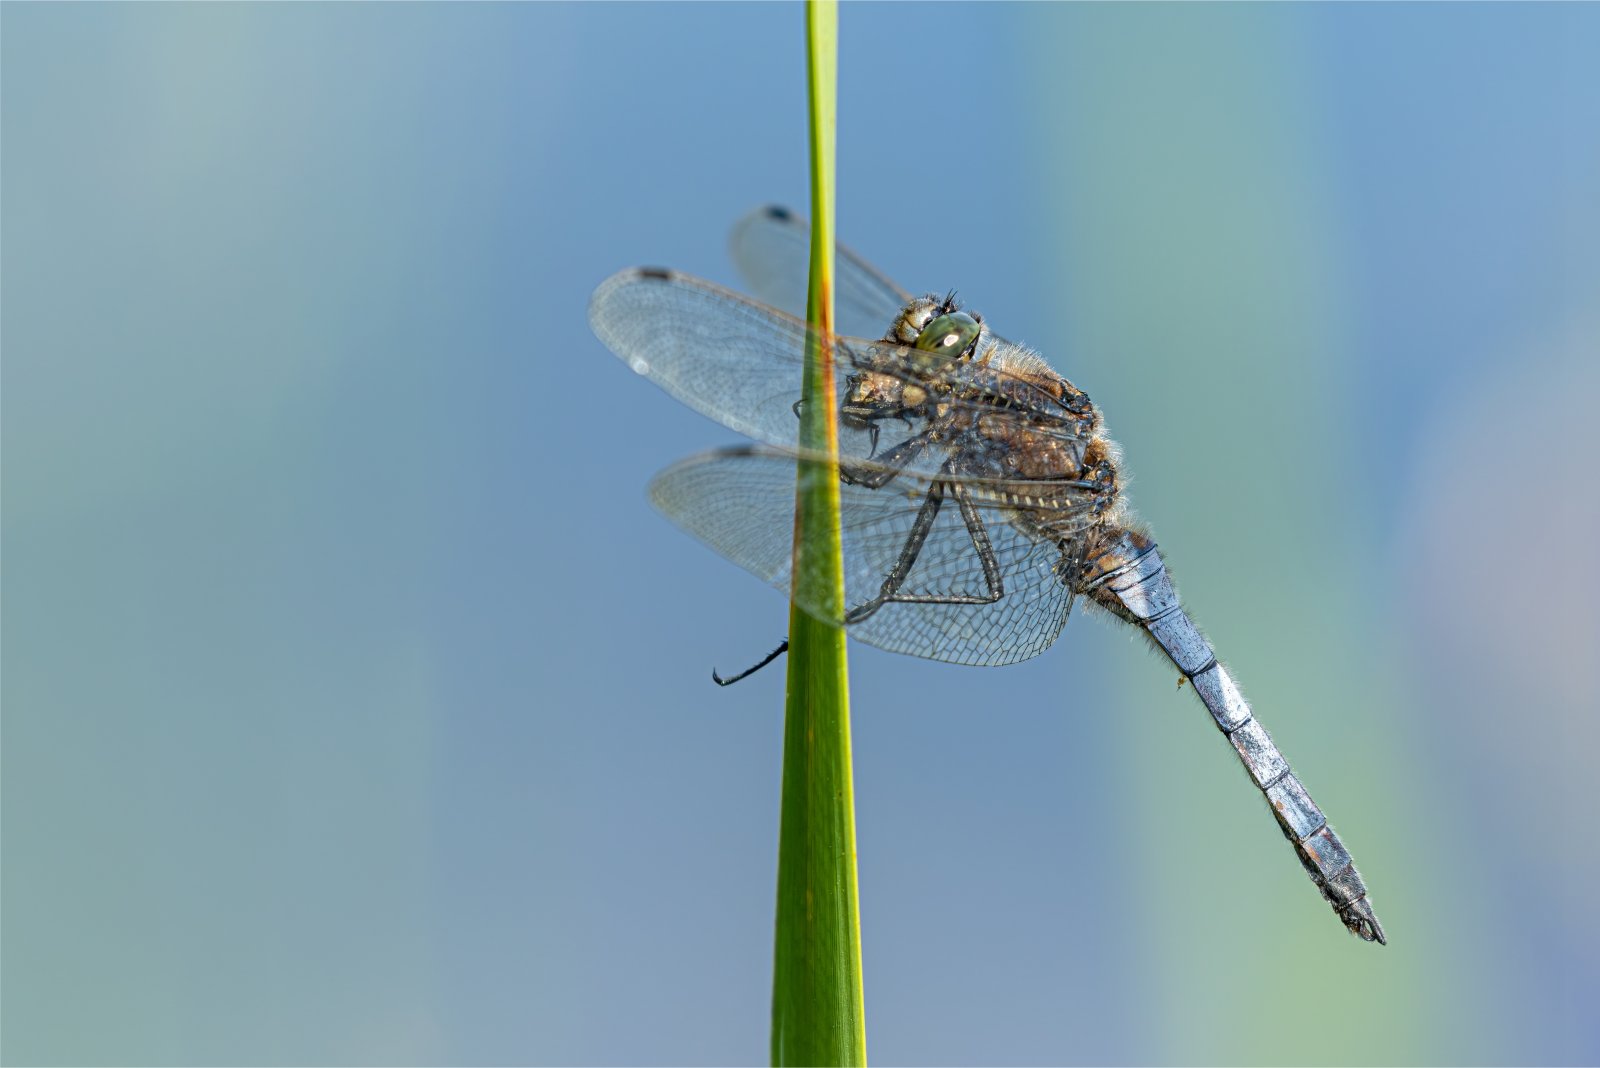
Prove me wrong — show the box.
[710,433,939,686]
[712,639,790,687]
[843,481,948,625]
[839,428,936,489]
[712,442,998,686]
[844,478,1006,626]
[951,480,1005,605]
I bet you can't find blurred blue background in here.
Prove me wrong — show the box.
[5,4,1598,1064]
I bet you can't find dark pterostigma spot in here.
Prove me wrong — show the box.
[638,267,673,281]
[765,205,792,221]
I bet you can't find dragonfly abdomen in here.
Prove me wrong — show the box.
[1083,530,1386,944]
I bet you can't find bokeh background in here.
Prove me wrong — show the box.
[5,4,1598,1065]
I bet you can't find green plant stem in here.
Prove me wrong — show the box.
[770,2,865,1065]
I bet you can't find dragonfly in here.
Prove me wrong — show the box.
[588,205,1385,944]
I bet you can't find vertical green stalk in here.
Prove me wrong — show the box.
[771,2,865,1065]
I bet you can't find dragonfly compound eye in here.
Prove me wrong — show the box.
[912,311,981,371]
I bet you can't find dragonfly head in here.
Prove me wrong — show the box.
[889,294,982,347]
[897,293,983,374]
[842,296,985,429]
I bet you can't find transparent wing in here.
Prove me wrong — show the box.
[729,205,912,340]
[589,268,1081,482]
[591,266,882,463]
[649,446,1100,667]
[728,205,1014,347]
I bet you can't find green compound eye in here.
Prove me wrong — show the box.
[912,312,981,370]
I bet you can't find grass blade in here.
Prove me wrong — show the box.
[771,2,866,1065]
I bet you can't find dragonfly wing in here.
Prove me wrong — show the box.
[590,269,1082,484]
[591,268,975,479]
[728,205,1016,348]
[649,445,1098,667]
[729,205,912,340]
[591,267,809,440]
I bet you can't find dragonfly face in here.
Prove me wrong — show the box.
[586,206,1386,945]
[840,298,984,440]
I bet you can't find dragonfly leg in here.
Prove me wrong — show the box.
[712,639,790,686]
[844,478,1006,625]
[712,457,994,679]
[711,458,991,680]
[844,484,946,625]
[840,428,936,489]
[950,481,1005,603]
